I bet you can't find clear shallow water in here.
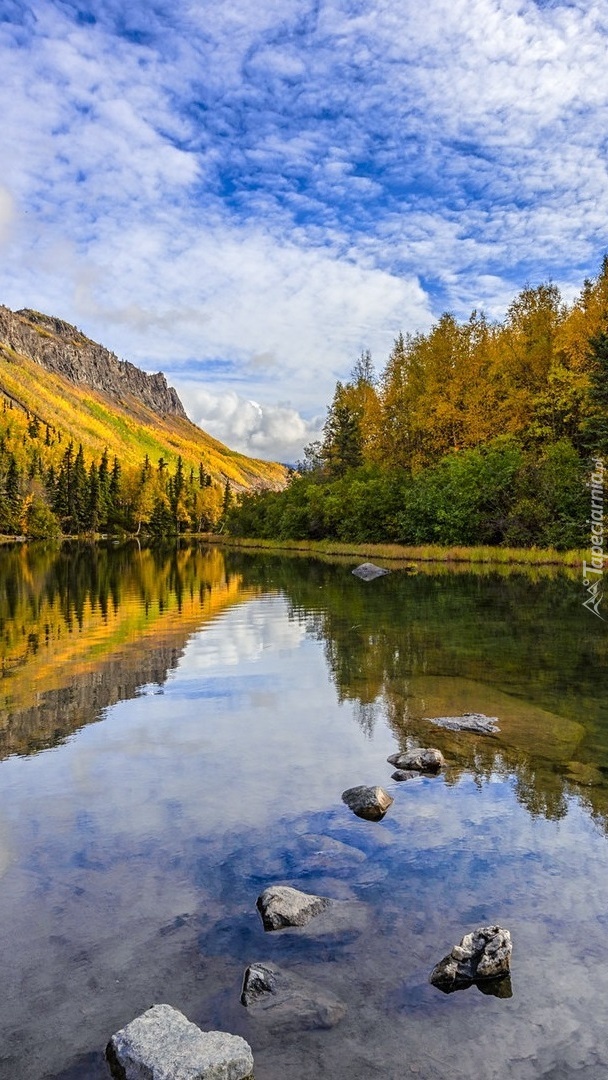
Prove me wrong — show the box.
[1,544,608,1079]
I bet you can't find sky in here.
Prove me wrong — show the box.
[1,0,608,463]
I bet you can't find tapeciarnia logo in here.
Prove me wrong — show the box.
[582,457,605,620]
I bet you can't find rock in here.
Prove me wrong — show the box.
[292,833,367,873]
[241,961,347,1030]
[391,769,420,782]
[476,975,513,998]
[387,748,445,773]
[351,562,390,581]
[1,305,187,420]
[105,1004,254,1079]
[564,760,604,786]
[341,785,394,821]
[427,712,500,734]
[256,885,331,930]
[430,926,512,993]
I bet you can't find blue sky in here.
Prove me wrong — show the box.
[1,0,608,461]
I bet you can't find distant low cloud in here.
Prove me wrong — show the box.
[176,383,322,464]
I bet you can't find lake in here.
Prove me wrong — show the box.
[1,542,608,1079]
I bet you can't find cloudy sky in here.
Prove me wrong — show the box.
[1,0,607,461]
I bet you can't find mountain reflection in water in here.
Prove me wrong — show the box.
[0,542,607,1080]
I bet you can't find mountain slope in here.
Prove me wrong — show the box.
[0,305,287,490]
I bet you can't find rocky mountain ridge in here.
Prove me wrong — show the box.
[0,304,186,419]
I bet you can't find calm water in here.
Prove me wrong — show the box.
[1,542,608,1079]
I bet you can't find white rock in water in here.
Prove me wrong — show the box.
[105,1004,254,1080]
[256,884,331,930]
[352,563,390,581]
[427,712,500,734]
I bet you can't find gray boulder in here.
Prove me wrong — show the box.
[427,712,500,734]
[341,785,394,821]
[241,961,347,1030]
[387,748,445,773]
[105,1004,253,1079]
[391,769,420,782]
[430,926,512,993]
[256,885,331,930]
[352,562,390,581]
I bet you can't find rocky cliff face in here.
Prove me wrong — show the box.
[0,304,187,419]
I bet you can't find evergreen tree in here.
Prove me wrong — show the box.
[220,480,233,528]
[170,456,186,532]
[148,495,174,536]
[28,415,40,439]
[4,455,22,531]
[72,444,88,532]
[86,462,100,533]
[322,382,364,476]
[53,442,74,531]
[98,449,111,526]
[108,456,122,527]
[581,330,608,457]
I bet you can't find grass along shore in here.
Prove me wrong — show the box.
[0,531,586,569]
[208,535,584,567]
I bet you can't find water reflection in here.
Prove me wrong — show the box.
[0,542,257,758]
[226,551,608,830]
[1,545,608,1079]
[2,543,608,825]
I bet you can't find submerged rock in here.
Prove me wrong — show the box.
[564,760,605,787]
[291,833,367,874]
[241,961,347,1030]
[430,926,512,993]
[427,712,500,734]
[391,769,420,782]
[352,562,390,581]
[341,784,394,821]
[256,885,331,931]
[105,1003,254,1079]
[387,748,445,773]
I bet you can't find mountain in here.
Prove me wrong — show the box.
[0,304,287,491]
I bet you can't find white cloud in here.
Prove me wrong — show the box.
[1,0,608,458]
[0,186,14,248]
[176,383,322,464]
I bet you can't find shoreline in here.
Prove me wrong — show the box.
[0,531,584,567]
[202,535,583,567]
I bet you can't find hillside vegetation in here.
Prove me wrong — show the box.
[228,258,608,550]
[0,306,287,536]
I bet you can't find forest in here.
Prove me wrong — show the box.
[227,259,608,550]
[0,407,230,539]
